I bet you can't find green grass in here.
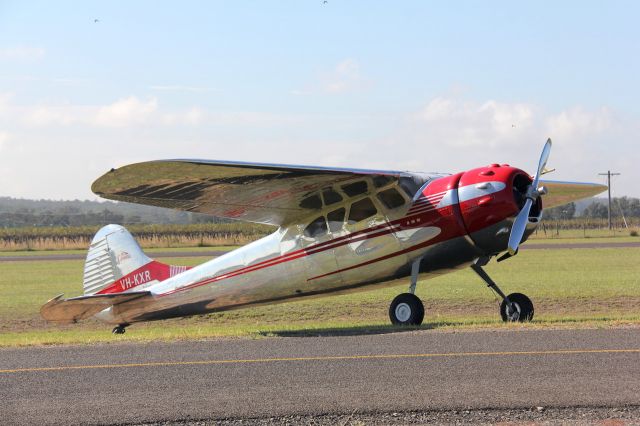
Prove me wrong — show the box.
[1,246,640,346]
[529,228,639,240]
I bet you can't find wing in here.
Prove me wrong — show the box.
[41,292,151,324]
[92,159,433,226]
[539,180,607,209]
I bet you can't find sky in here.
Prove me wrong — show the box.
[0,1,638,200]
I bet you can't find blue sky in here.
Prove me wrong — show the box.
[0,1,638,199]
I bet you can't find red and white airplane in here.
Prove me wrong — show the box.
[42,139,606,334]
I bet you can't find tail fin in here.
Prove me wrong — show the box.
[83,224,189,295]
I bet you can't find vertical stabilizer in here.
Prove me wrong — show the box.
[83,224,152,295]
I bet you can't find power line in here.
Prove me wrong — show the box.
[598,170,621,230]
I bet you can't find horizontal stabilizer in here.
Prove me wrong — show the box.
[40,291,151,324]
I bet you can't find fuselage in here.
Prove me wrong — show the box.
[96,164,538,325]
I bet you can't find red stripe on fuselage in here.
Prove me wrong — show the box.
[158,195,456,297]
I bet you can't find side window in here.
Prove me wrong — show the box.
[304,216,328,238]
[327,208,346,232]
[373,175,393,188]
[377,188,406,210]
[299,194,322,209]
[347,198,377,224]
[322,188,343,206]
[341,181,368,197]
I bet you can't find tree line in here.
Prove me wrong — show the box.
[0,197,226,228]
[544,196,640,220]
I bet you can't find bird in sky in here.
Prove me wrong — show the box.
[94,18,99,23]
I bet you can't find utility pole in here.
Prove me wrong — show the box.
[598,170,621,230]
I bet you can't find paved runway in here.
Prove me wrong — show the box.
[1,241,639,262]
[2,328,639,425]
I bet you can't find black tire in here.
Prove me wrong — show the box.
[389,293,425,326]
[112,325,126,334]
[500,293,534,322]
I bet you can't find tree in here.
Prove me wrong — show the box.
[582,201,608,219]
[544,202,575,220]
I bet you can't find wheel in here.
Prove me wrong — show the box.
[112,325,126,334]
[389,293,424,326]
[500,293,534,322]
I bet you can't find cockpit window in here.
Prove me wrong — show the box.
[304,216,328,238]
[299,194,322,209]
[341,181,368,197]
[398,176,422,198]
[347,198,377,224]
[377,188,406,210]
[322,188,343,206]
[327,208,346,232]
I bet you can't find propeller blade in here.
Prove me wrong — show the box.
[532,138,552,189]
[504,138,553,257]
[508,198,532,255]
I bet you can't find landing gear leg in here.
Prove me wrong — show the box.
[112,324,128,334]
[408,257,420,295]
[389,258,425,326]
[471,260,534,322]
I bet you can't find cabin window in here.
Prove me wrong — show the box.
[327,208,346,232]
[373,175,393,188]
[322,188,343,206]
[299,193,322,209]
[341,181,368,197]
[304,216,328,238]
[377,188,406,210]
[347,198,377,224]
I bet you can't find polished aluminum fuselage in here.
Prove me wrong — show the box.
[95,176,517,325]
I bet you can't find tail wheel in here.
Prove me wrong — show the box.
[500,293,534,322]
[389,293,424,326]
[112,325,127,334]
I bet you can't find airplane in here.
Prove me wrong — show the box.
[41,139,607,334]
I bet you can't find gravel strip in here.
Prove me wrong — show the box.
[134,406,640,425]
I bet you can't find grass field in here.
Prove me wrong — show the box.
[1,243,639,347]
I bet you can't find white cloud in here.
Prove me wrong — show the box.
[323,58,368,94]
[0,132,8,151]
[0,92,635,199]
[93,97,158,127]
[546,107,612,142]
[0,46,45,61]
[293,58,370,95]
[415,97,536,148]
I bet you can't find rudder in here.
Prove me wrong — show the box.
[83,224,189,295]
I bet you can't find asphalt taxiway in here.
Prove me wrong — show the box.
[2,328,639,424]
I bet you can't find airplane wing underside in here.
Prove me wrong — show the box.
[92,159,432,226]
[40,292,152,324]
[539,180,608,209]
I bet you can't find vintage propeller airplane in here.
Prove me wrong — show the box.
[42,139,606,334]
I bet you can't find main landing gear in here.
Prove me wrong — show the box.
[112,324,128,334]
[389,258,425,326]
[388,256,534,325]
[471,258,534,322]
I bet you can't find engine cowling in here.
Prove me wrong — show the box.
[415,164,542,257]
[457,164,542,255]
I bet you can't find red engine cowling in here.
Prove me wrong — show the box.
[457,164,541,254]
[415,164,541,257]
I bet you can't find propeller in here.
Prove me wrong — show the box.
[505,138,552,257]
